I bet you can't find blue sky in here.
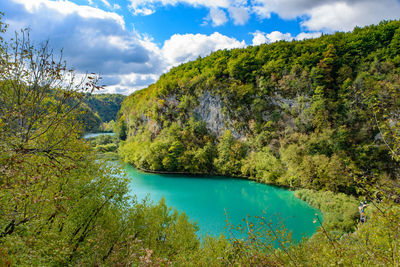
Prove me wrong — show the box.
[1,0,400,94]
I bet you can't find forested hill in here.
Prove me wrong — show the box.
[118,20,400,195]
[81,93,126,132]
[84,93,126,122]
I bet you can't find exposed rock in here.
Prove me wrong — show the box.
[194,91,225,136]
[140,113,160,135]
[194,91,243,138]
[165,94,179,106]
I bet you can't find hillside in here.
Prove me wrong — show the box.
[84,93,126,123]
[118,20,400,195]
[1,12,400,266]
[81,93,126,132]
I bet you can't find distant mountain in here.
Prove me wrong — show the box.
[118,20,400,194]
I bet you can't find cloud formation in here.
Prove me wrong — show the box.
[6,0,162,77]
[162,32,246,67]
[2,0,247,94]
[251,30,321,45]
[252,0,400,32]
[301,1,400,31]
[3,0,399,95]
[228,6,250,25]
[129,0,400,32]
[128,0,248,26]
[205,8,228,27]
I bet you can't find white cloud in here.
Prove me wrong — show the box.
[295,32,322,40]
[101,0,111,8]
[206,8,228,27]
[267,31,293,43]
[252,30,321,45]
[251,30,293,45]
[3,0,165,95]
[252,0,400,32]
[102,73,159,94]
[13,0,125,28]
[251,31,268,46]
[302,1,400,32]
[228,6,250,25]
[162,32,246,67]
[128,0,239,26]
[131,7,155,15]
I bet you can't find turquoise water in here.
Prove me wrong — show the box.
[125,164,321,241]
[83,132,115,139]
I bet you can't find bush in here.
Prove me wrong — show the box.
[295,189,359,234]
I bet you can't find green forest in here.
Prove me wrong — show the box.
[1,12,400,266]
[80,93,126,132]
[119,20,400,197]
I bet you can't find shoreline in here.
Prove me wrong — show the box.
[128,161,293,191]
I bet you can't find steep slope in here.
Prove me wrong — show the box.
[84,93,126,122]
[81,93,126,132]
[118,20,400,195]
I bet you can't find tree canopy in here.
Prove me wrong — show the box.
[119,20,400,198]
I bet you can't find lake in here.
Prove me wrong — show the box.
[83,132,116,139]
[125,164,322,241]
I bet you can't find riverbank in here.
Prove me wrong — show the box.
[130,162,360,237]
[295,189,359,235]
[86,133,358,237]
[125,163,321,241]
[134,162,359,235]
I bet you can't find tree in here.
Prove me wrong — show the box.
[0,20,199,266]
[214,130,246,175]
[115,114,127,140]
[0,25,103,236]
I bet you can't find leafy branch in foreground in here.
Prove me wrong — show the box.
[0,21,199,266]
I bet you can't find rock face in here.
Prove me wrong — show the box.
[194,91,226,136]
[193,91,243,138]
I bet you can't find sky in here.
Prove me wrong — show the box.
[1,0,400,95]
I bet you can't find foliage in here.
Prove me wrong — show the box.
[119,119,216,174]
[241,147,284,183]
[78,93,125,133]
[295,189,359,234]
[84,93,125,123]
[0,23,199,266]
[115,20,400,266]
[2,14,400,266]
[120,19,400,197]
[86,134,120,160]
[100,119,116,132]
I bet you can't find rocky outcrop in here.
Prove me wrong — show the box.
[194,91,225,136]
[194,91,243,138]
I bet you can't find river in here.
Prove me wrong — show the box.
[125,164,322,241]
[86,132,322,241]
[83,132,115,139]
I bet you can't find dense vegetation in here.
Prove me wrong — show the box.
[84,93,126,123]
[80,93,126,132]
[1,14,400,266]
[0,23,198,266]
[87,134,120,160]
[119,20,400,198]
[294,189,359,234]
